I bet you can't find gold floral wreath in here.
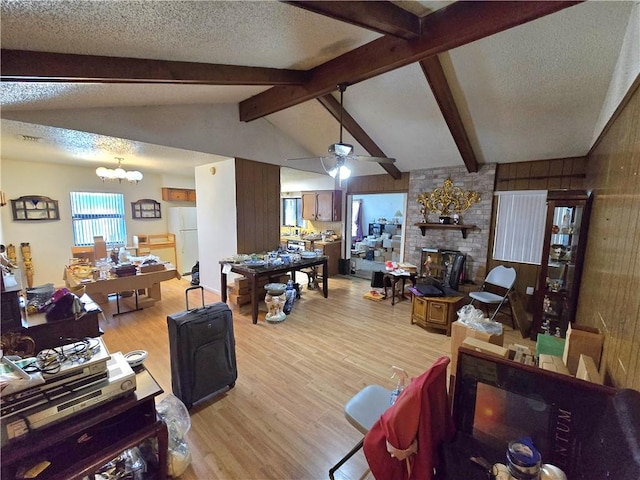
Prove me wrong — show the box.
[417,178,481,218]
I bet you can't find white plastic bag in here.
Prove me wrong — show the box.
[457,305,503,336]
[156,394,192,477]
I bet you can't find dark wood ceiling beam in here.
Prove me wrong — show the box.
[0,49,308,85]
[240,1,581,121]
[419,56,478,173]
[284,1,421,39]
[317,94,402,179]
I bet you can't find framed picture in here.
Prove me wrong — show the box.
[131,199,161,219]
[11,195,60,221]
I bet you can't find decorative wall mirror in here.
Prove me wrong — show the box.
[131,199,161,219]
[11,195,60,221]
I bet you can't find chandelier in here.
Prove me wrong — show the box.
[96,157,143,183]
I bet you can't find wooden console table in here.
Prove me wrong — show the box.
[1,366,168,480]
[411,294,465,336]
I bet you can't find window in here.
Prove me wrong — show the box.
[493,191,547,264]
[282,197,302,227]
[70,192,127,246]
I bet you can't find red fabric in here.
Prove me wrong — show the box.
[363,356,455,480]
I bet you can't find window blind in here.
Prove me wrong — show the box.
[493,190,547,264]
[70,192,127,246]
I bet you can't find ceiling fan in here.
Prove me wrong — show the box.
[287,83,395,185]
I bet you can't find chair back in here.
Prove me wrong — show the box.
[485,265,516,290]
[448,254,465,291]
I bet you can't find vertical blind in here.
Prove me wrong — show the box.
[70,192,127,246]
[493,190,547,264]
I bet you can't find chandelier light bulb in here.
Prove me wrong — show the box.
[96,158,143,183]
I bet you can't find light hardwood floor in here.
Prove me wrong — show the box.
[99,274,533,480]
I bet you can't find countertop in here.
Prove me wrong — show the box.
[280,235,341,245]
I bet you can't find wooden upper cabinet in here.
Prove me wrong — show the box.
[301,190,342,222]
[162,187,196,202]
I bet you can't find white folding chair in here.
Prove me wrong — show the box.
[329,384,391,479]
[469,265,517,324]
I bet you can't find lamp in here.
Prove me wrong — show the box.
[325,158,351,180]
[394,210,403,224]
[96,157,143,183]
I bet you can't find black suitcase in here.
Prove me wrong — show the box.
[167,286,237,409]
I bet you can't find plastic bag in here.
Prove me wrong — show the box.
[456,305,503,336]
[156,394,192,477]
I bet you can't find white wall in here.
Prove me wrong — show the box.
[353,193,406,226]
[0,159,191,286]
[195,160,238,296]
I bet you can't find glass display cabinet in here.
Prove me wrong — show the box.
[531,190,592,340]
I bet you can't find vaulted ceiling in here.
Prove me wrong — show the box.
[1,1,637,180]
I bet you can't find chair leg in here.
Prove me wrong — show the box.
[329,438,364,479]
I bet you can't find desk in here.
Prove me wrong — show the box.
[221,256,328,324]
[64,267,180,315]
[383,272,417,305]
[1,366,168,480]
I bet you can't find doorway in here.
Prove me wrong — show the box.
[346,193,407,279]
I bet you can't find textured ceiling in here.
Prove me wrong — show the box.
[0,1,637,181]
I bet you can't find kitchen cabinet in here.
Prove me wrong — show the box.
[301,190,342,222]
[531,190,592,340]
[411,294,465,336]
[161,187,196,202]
[304,241,341,277]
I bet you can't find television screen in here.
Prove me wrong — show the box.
[473,383,551,455]
[452,347,615,477]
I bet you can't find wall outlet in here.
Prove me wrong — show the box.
[526,286,534,295]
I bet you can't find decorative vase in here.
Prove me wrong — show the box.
[264,283,287,323]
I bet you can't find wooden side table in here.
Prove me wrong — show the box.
[383,272,417,305]
[1,367,167,480]
[411,295,465,336]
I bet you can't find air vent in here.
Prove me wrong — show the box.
[19,135,42,142]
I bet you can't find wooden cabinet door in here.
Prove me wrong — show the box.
[411,296,428,326]
[315,191,334,221]
[322,242,341,277]
[301,192,317,220]
[427,300,448,326]
[162,188,195,202]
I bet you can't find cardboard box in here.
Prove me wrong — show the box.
[93,236,107,261]
[538,354,570,375]
[139,263,166,273]
[562,324,604,375]
[576,354,603,384]
[461,337,509,360]
[451,320,505,373]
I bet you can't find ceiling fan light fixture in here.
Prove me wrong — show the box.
[327,163,351,180]
[329,142,354,156]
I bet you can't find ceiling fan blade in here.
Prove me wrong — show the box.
[356,155,396,164]
[286,156,323,162]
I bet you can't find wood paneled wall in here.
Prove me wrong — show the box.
[579,77,640,390]
[495,157,586,191]
[487,158,589,306]
[346,172,410,194]
[235,158,281,254]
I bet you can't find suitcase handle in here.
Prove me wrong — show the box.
[185,286,205,310]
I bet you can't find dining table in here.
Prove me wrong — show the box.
[220,255,328,324]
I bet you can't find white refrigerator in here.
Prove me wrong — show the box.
[167,207,199,275]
